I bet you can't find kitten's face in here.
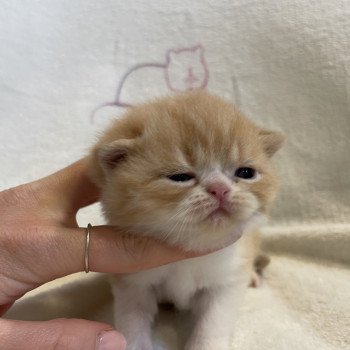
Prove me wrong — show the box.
[91,92,284,251]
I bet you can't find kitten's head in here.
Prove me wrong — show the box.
[89,91,285,251]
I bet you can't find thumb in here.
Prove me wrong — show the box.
[0,318,126,350]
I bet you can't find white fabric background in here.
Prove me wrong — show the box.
[1,0,349,224]
[1,1,349,349]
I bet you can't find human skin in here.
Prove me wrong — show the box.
[0,159,199,350]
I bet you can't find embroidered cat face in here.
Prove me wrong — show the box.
[165,46,208,92]
[90,91,284,251]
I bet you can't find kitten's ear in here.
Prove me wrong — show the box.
[98,139,134,172]
[259,129,286,157]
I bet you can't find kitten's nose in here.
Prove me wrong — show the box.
[206,182,231,201]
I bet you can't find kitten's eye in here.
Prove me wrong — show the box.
[235,167,256,179]
[167,173,195,182]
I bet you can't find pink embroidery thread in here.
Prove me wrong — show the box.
[164,45,209,92]
[91,44,209,123]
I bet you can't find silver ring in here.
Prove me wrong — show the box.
[84,223,92,273]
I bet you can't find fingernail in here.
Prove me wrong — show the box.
[96,330,126,350]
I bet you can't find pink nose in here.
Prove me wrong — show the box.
[206,182,231,201]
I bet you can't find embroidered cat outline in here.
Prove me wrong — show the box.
[91,44,209,123]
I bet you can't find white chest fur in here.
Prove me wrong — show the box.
[110,234,254,350]
[119,241,248,310]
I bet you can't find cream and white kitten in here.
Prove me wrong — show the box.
[89,91,284,350]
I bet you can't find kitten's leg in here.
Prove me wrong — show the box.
[112,280,157,350]
[185,285,243,350]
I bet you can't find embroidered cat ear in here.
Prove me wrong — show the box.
[259,129,286,157]
[98,139,134,171]
[194,45,204,54]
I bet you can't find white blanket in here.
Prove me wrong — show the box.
[1,0,349,348]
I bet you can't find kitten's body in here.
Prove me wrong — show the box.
[89,91,284,350]
[111,239,252,350]
[112,230,256,309]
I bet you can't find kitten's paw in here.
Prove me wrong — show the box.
[126,340,153,350]
[120,333,153,350]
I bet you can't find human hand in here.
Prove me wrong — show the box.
[0,159,197,350]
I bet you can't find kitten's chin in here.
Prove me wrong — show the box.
[206,208,231,221]
[175,211,266,252]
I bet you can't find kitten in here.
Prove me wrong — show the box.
[88,91,284,350]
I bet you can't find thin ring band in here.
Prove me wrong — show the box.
[84,223,92,273]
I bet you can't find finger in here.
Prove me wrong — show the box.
[2,225,199,301]
[0,318,126,350]
[81,226,199,274]
[38,225,198,280]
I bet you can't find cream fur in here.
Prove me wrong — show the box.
[88,91,284,350]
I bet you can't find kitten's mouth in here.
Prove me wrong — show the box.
[207,207,231,220]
